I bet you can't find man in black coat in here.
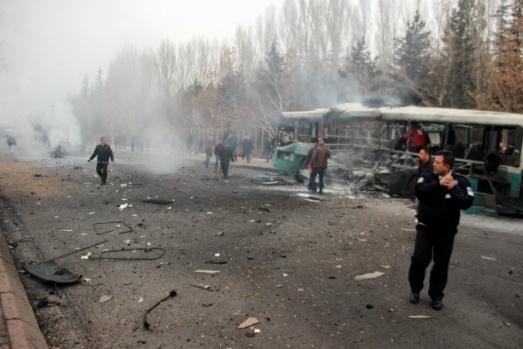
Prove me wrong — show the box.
[218,142,234,179]
[408,150,474,310]
[88,137,114,185]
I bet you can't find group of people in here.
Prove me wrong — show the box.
[303,128,475,311]
[87,129,475,312]
[202,133,255,179]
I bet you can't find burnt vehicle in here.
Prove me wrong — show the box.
[273,103,523,215]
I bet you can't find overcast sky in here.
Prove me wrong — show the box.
[0,0,282,124]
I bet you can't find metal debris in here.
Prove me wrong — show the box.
[143,290,177,331]
[142,199,173,205]
[194,270,220,274]
[94,221,133,235]
[91,247,165,261]
[190,284,212,291]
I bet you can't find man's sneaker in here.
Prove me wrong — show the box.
[432,300,443,311]
[410,293,420,304]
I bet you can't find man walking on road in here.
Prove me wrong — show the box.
[88,136,114,185]
[309,140,330,194]
[408,150,474,310]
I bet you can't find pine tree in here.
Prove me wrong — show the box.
[441,0,482,108]
[475,0,523,112]
[340,36,380,97]
[392,11,432,105]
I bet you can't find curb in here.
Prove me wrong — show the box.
[0,231,47,349]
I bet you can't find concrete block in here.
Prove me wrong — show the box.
[1,293,39,329]
[6,319,47,349]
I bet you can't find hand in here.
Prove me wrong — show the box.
[87,159,91,162]
[440,175,455,189]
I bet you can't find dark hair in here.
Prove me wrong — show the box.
[100,136,106,141]
[435,150,454,168]
[420,146,431,155]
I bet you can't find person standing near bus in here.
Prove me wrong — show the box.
[306,137,321,192]
[88,136,114,185]
[227,133,238,162]
[219,141,234,179]
[241,135,254,164]
[403,121,429,153]
[309,140,330,194]
[408,150,474,310]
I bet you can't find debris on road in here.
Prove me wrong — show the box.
[24,240,107,284]
[190,284,212,291]
[481,256,497,261]
[91,247,165,260]
[94,221,133,235]
[143,290,177,330]
[194,270,221,274]
[355,271,385,281]
[99,295,112,303]
[142,199,173,205]
[408,315,432,319]
[238,317,260,329]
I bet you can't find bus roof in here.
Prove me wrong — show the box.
[280,108,330,119]
[379,106,523,126]
[330,103,381,118]
[328,104,523,127]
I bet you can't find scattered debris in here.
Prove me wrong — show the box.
[94,221,133,235]
[258,206,271,213]
[142,199,173,205]
[408,315,432,319]
[238,317,260,329]
[355,271,385,281]
[481,256,497,261]
[24,240,107,284]
[99,295,112,303]
[91,247,165,261]
[118,203,128,211]
[143,290,177,331]
[194,270,220,274]
[503,321,511,327]
[190,284,212,291]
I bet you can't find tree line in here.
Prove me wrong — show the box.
[71,0,523,144]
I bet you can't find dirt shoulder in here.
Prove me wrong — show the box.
[0,151,521,349]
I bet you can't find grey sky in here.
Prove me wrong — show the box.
[0,0,282,122]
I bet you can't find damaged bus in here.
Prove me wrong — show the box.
[273,103,523,215]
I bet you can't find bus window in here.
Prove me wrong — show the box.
[296,121,318,142]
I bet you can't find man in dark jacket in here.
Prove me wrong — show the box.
[309,140,330,194]
[408,150,474,310]
[88,137,114,185]
[306,137,321,192]
[219,142,234,179]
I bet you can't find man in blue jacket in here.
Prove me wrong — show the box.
[408,150,474,310]
[88,137,114,185]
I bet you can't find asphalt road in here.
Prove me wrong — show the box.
[0,144,521,349]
